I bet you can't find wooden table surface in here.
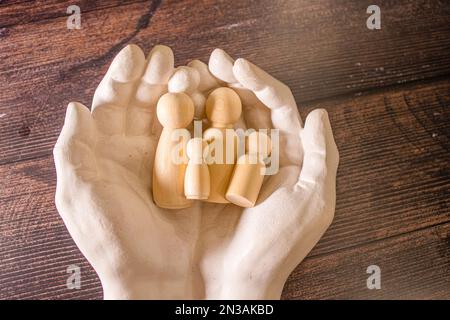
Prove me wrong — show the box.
[0,0,449,300]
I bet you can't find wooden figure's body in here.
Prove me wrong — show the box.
[203,87,242,203]
[153,92,194,209]
[185,138,210,200]
[226,132,272,208]
[203,127,237,203]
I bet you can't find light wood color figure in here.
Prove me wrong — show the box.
[226,132,272,207]
[153,92,194,209]
[184,138,210,200]
[203,87,242,203]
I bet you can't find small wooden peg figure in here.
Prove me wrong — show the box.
[203,87,242,203]
[226,131,272,208]
[184,138,210,200]
[153,92,194,209]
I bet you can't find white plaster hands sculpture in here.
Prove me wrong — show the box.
[53,44,339,300]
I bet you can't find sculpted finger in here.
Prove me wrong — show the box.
[188,59,222,93]
[92,44,146,135]
[297,109,339,189]
[168,66,200,94]
[287,109,339,273]
[55,102,93,147]
[143,45,174,85]
[168,66,209,120]
[208,49,271,130]
[54,102,97,185]
[233,58,302,131]
[233,58,302,165]
[209,48,237,83]
[128,45,174,136]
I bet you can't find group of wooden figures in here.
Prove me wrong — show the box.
[153,87,272,209]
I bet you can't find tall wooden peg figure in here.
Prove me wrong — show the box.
[184,138,210,200]
[153,92,194,209]
[203,87,242,203]
[226,131,272,207]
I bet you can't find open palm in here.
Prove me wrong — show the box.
[54,45,339,299]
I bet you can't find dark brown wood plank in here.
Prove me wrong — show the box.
[1,77,448,299]
[307,79,450,256]
[283,222,450,299]
[1,0,450,164]
[0,0,146,28]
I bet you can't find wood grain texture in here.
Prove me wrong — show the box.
[1,0,449,300]
[0,0,146,28]
[306,79,450,256]
[1,0,450,165]
[1,77,448,299]
[283,222,450,299]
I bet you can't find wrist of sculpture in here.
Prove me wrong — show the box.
[101,278,158,300]
[100,276,194,300]
[208,274,286,300]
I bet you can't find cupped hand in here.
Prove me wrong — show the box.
[53,44,339,300]
[195,49,339,299]
[54,45,201,299]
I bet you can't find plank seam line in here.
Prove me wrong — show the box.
[299,72,450,107]
[305,220,450,261]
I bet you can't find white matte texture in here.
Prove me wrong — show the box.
[53,44,339,300]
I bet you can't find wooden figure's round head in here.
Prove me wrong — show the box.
[247,131,272,157]
[157,92,194,128]
[205,87,242,127]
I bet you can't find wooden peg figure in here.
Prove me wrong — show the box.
[203,87,242,203]
[153,92,194,209]
[226,131,272,208]
[184,138,210,200]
